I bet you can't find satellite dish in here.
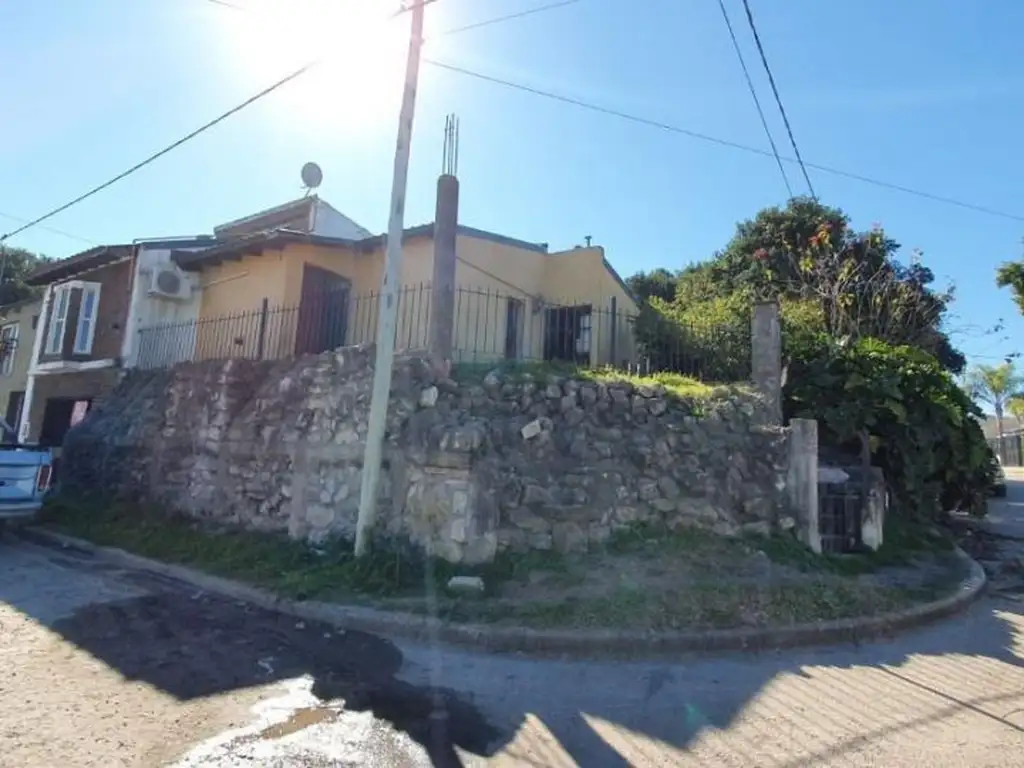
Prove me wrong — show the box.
[301,162,323,191]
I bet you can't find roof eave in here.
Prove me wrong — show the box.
[26,245,133,286]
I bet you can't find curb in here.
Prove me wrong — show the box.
[20,526,988,658]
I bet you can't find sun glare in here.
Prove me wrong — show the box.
[212,0,409,136]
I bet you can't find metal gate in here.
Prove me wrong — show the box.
[818,478,864,554]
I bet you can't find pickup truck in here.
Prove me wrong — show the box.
[0,418,53,523]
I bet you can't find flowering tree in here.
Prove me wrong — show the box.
[711,198,963,371]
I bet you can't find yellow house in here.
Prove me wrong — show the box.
[0,297,42,433]
[161,199,638,369]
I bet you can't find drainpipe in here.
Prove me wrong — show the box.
[18,283,54,443]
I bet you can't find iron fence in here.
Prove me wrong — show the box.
[134,283,752,381]
[990,434,1023,467]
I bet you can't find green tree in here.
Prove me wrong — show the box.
[996,261,1024,314]
[717,198,961,370]
[965,362,1024,439]
[625,268,679,303]
[0,246,47,306]
[627,197,965,375]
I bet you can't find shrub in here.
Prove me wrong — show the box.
[785,335,994,519]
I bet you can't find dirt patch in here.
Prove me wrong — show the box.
[951,518,1024,598]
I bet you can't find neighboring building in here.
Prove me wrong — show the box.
[981,415,1022,440]
[0,297,42,435]
[20,245,135,446]
[16,195,378,441]
[18,236,212,445]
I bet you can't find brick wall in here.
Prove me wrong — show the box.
[38,260,133,364]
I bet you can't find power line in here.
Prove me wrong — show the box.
[0,1,428,244]
[0,62,315,243]
[0,212,96,246]
[434,0,584,37]
[714,0,792,198]
[1,0,574,245]
[739,0,815,198]
[206,0,582,37]
[424,58,1024,223]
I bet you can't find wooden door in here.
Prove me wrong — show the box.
[295,265,350,355]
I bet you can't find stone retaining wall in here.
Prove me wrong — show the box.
[62,346,793,563]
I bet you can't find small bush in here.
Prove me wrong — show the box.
[785,336,994,520]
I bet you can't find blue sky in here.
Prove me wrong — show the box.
[2,0,1023,367]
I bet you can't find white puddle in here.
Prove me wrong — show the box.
[172,675,430,767]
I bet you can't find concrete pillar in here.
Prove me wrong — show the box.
[861,466,886,551]
[751,301,783,425]
[18,284,54,443]
[429,174,458,372]
[787,418,821,553]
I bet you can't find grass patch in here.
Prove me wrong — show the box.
[757,515,955,575]
[39,495,586,602]
[450,360,734,401]
[603,518,957,579]
[38,496,965,633]
[39,496,476,601]
[415,579,933,631]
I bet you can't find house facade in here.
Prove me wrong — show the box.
[0,297,41,435]
[154,216,638,369]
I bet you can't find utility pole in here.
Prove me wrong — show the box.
[354,0,427,557]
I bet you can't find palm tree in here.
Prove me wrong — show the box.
[1009,395,1024,432]
[966,362,1024,440]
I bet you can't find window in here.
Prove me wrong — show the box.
[45,286,71,355]
[43,282,101,357]
[575,312,592,357]
[74,284,101,354]
[543,305,593,364]
[504,298,524,360]
[0,323,18,376]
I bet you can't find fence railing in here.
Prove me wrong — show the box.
[990,434,1023,467]
[134,284,751,381]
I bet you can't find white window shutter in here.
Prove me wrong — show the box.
[74,284,101,355]
[0,323,18,376]
[45,286,70,355]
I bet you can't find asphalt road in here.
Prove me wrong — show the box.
[3,484,1024,766]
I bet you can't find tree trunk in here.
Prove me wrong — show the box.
[996,405,1005,463]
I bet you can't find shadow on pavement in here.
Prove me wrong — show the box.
[47,588,499,767]
[6,485,1024,767]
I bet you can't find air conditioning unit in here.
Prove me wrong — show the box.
[149,266,192,301]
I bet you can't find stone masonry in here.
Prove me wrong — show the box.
[62,345,793,564]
